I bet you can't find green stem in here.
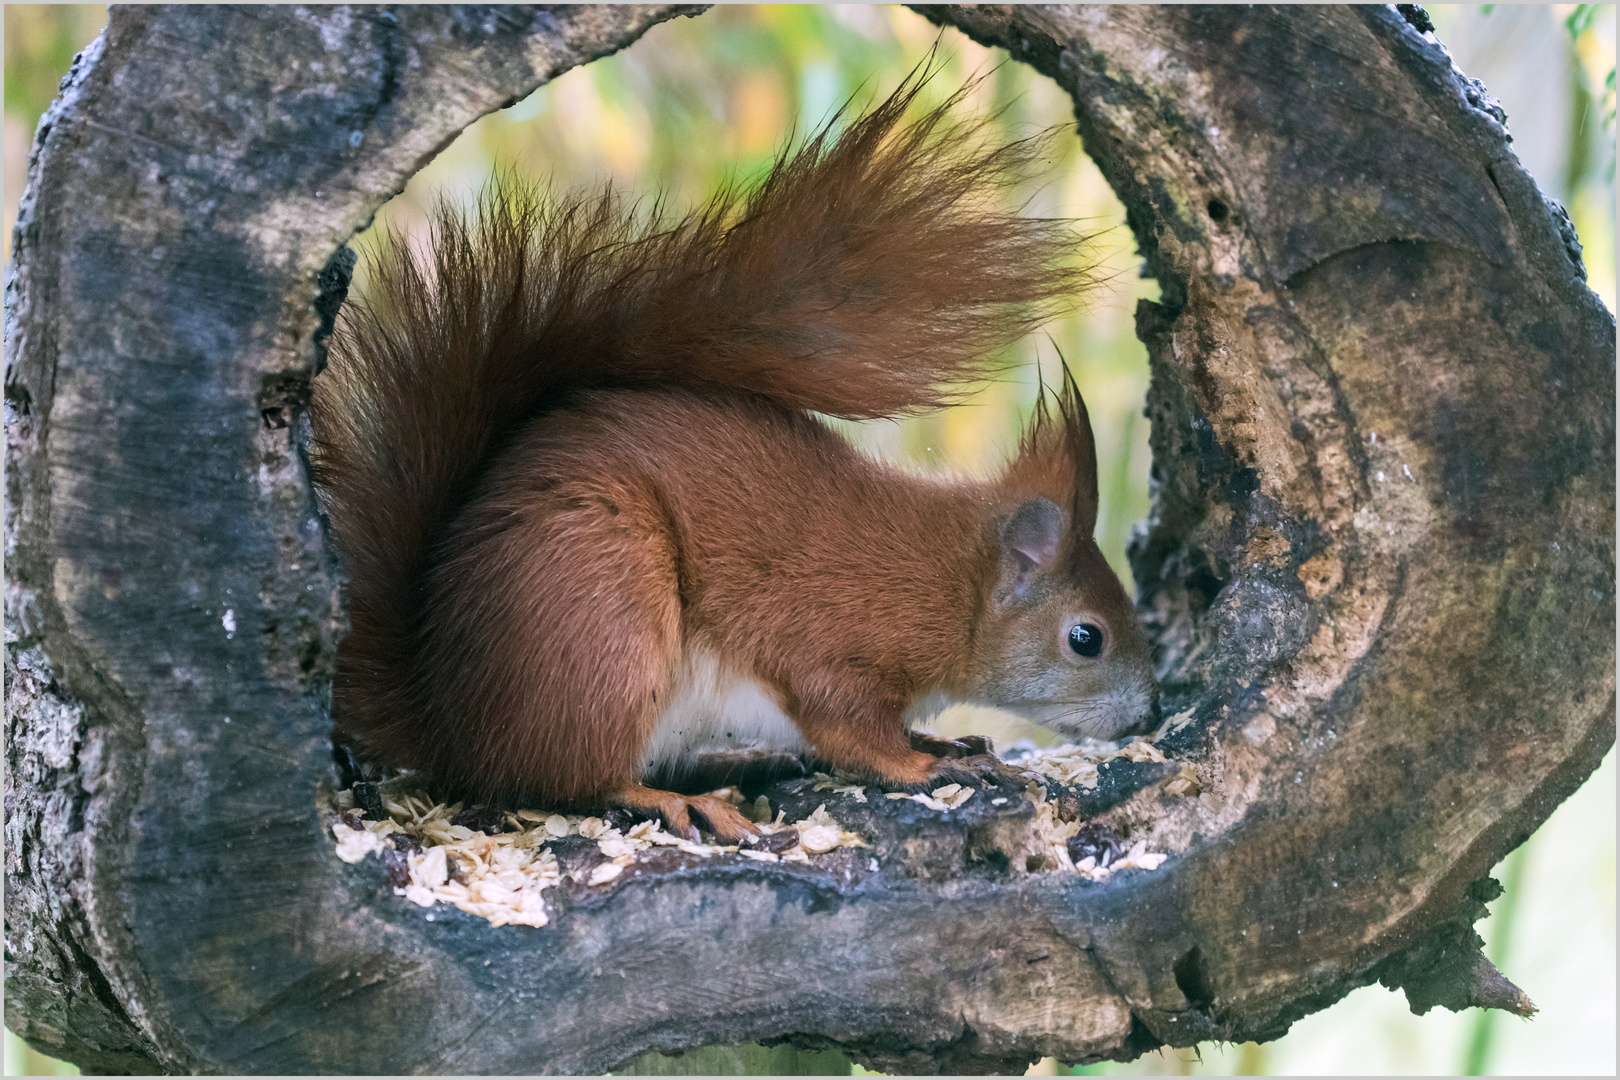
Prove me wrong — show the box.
[625,1043,852,1075]
[1461,839,1532,1076]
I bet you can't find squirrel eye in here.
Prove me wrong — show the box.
[1068,623,1104,658]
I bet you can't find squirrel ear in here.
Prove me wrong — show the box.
[1000,498,1067,594]
[1010,365,1099,539]
[1057,366,1099,538]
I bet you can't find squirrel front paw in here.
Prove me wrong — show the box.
[826,740,1028,795]
[911,752,1031,797]
[904,731,1028,793]
[909,731,995,759]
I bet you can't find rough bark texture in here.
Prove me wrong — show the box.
[5,4,1613,1075]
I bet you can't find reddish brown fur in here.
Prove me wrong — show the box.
[310,69,1153,827]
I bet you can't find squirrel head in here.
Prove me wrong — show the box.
[968,372,1157,740]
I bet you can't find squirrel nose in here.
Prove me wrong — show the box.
[1123,679,1160,736]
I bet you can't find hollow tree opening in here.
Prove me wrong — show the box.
[324,4,1163,765]
[5,6,1612,1075]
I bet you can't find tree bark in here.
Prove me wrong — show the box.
[5,4,1612,1075]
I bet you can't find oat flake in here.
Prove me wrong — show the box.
[328,736,1181,928]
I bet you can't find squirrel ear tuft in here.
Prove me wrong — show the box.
[1001,498,1067,592]
[1055,366,1099,537]
[1008,363,1100,538]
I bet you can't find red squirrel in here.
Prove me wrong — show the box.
[310,75,1157,842]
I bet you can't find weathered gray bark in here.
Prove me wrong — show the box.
[5,4,1612,1075]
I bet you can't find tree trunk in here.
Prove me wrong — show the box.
[5,4,1611,1075]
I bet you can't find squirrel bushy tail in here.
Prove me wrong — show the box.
[310,69,1091,742]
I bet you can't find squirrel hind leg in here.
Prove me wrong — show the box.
[427,435,707,798]
[602,783,759,844]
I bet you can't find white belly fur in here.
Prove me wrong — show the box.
[902,689,961,728]
[636,648,811,777]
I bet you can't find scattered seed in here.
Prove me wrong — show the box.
[597,836,638,859]
[587,862,624,886]
[1164,762,1202,796]
[416,846,449,888]
[798,825,841,854]
[451,804,506,834]
[330,737,1177,932]
[601,808,640,832]
[332,821,384,863]
[352,782,385,821]
[1067,822,1126,868]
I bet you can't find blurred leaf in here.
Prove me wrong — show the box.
[3,5,106,131]
[1565,4,1599,41]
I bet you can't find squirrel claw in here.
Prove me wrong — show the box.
[955,734,995,757]
[601,785,759,845]
[909,731,995,759]
[885,753,1027,798]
